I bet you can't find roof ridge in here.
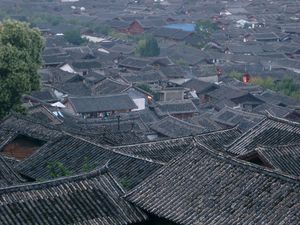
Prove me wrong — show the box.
[105,77,131,86]
[3,112,63,133]
[266,112,300,127]
[161,115,205,129]
[226,115,300,152]
[222,106,266,118]
[256,142,300,150]
[0,155,25,183]
[104,161,128,194]
[0,166,108,194]
[195,124,242,138]
[132,85,153,97]
[109,148,166,165]
[194,141,300,184]
[145,123,241,142]
[135,113,151,133]
[17,135,69,166]
[66,133,165,165]
[157,99,194,104]
[0,132,17,150]
[111,135,192,148]
[69,93,130,99]
[225,117,269,149]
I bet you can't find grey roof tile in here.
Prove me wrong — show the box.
[126,144,300,225]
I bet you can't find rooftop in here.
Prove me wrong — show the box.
[69,94,137,113]
[0,167,147,225]
[126,143,300,225]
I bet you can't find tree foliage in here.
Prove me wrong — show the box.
[251,76,300,99]
[195,19,217,36]
[135,35,160,57]
[0,20,44,118]
[250,76,275,90]
[28,13,64,27]
[64,29,85,45]
[87,23,112,35]
[120,178,132,189]
[175,58,188,66]
[228,71,243,81]
[228,71,300,99]
[81,157,96,173]
[47,162,72,178]
[47,158,97,179]
[136,83,154,94]
[275,77,300,98]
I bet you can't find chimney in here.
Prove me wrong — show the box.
[82,70,88,76]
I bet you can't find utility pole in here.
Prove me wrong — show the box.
[117,115,121,131]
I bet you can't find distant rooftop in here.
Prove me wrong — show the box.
[164,23,196,32]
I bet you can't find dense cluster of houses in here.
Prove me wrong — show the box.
[0,0,300,224]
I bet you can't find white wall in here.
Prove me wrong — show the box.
[132,98,145,111]
[60,64,75,73]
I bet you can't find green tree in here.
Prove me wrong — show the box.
[81,157,96,173]
[47,162,72,178]
[0,20,44,118]
[175,58,188,66]
[136,83,154,94]
[250,76,275,90]
[28,13,64,27]
[64,29,85,45]
[250,76,300,100]
[120,178,132,189]
[228,71,243,81]
[195,19,217,36]
[87,23,112,35]
[135,35,160,57]
[275,77,300,98]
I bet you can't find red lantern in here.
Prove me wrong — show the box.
[243,73,250,83]
[217,67,223,76]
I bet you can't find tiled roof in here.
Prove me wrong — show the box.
[126,145,300,225]
[256,144,300,177]
[185,113,224,131]
[154,100,198,117]
[92,78,130,95]
[206,84,247,100]
[0,114,63,144]
[111,136,194,163]
[153,27,192,41]
[194,126,241,151]
[285,110,300,123]
[254,90,300,107]
[71,60,102,70]
[211,106,265,132]
[227,116,300,155]
[16,135,161,190]
[122,70,166,84]
[183,78,217,94]
[0,156,24,188]
[253,103,292,118]
[150,116,206,138]
[119,57,150,70]
[69,94,137,113]
[53,81,92,96]
[30,89,57,102]
[0,168,147,225]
